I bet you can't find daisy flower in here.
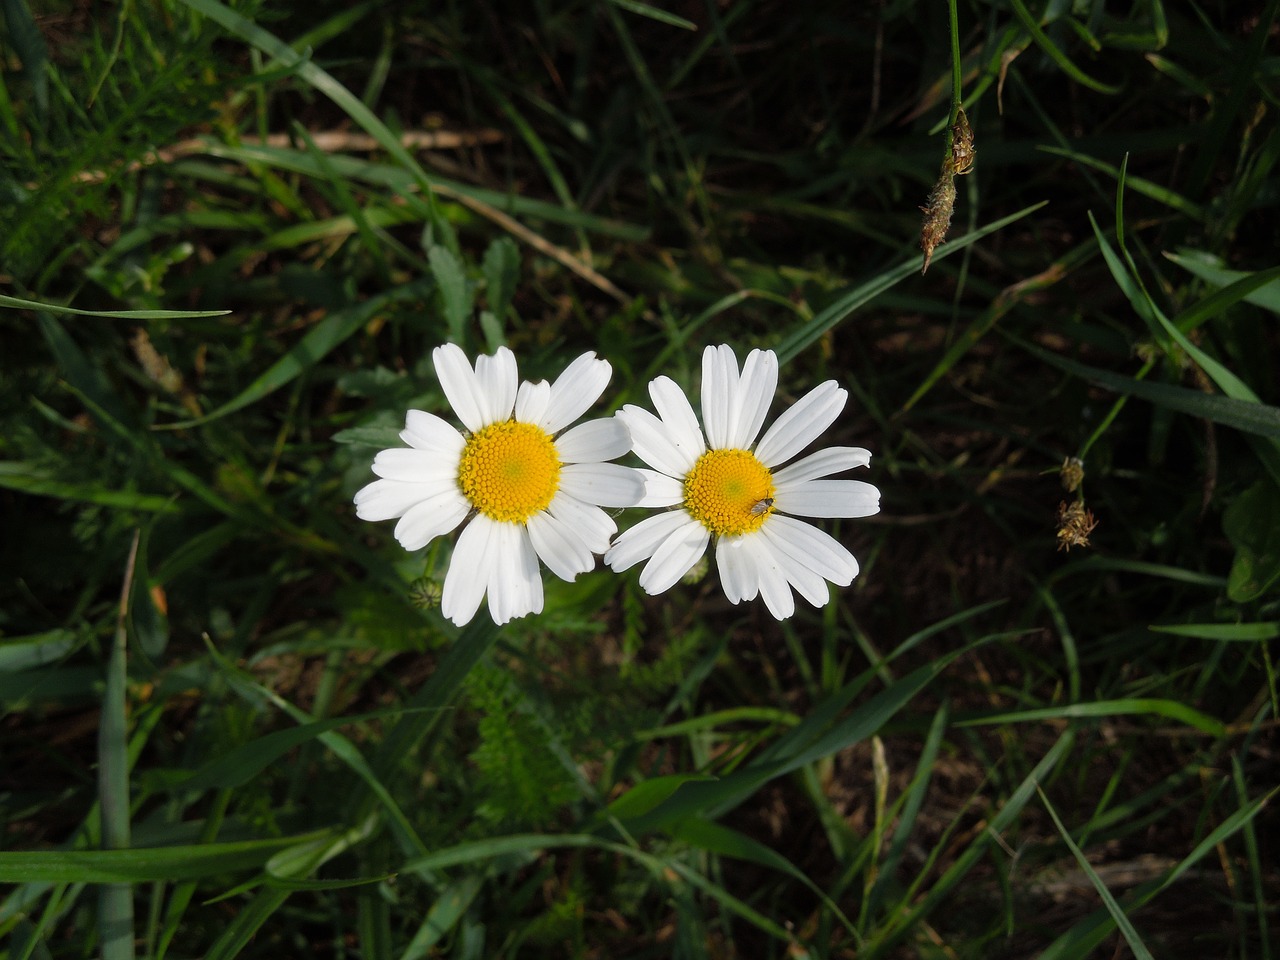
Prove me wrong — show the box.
[354,344,645,626]
[604,344,880,619]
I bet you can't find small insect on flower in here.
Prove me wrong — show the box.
[749,497,775,516]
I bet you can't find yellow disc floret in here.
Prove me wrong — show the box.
[683,448,776,536]
[457,420,561,523]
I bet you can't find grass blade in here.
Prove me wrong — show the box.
[1038,787,1155,960]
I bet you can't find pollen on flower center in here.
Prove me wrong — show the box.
[683,448,775,536]
[457,420,561,523]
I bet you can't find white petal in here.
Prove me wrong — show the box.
[560,462,646,508]
[716,535,759,604]
[737,534,795,620]
[514,379,551,426]
[638,522,711,595]
[637,469,685,507]
[776,479,881,518]
[402,410,466,454]
[441,516,495,625]
[547,493,618,553]
[754,527,832,607]
[649,376,706,466]
[393,493,470,551]
[618,404,694,478]
[527,511,595,581]
[727,349,777,449]
[355,478,446,522]
[556,416,631,463]
[772,446,872,485]
[485,523,542,625]
[474,347,518,425]
[701,344,738,449]
[761,515,860,585]
[433,344,487,434]
[541,352,611,435]
[605,510,695,572]
[371,448,460,484]
[754,382,847,467]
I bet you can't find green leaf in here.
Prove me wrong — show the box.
[427,245,472,343]
[620,660,944,833]
[776,203,1047,365]
[0,462,179,512]
[1149,622,1280,641]
[955,698,1226,737]
[605,774,717,820]
[331,424,405,448]
[1038,787,1278,959]
[1008,0,1123,94]
[1018,339,1280,439]
[403,834,599,873]
[607,0,697,30]
[1224,481,1280,602]
[1164,252,1280,315]
[481,236,520,321]
[0,630,79,672]
[1037,148,1202,219]
[0,0,49,117]
[1039,787,1155,960]
[400,876,484,956]
[670,819,855,933]
[0,293,229,319]
[0,836,325,884]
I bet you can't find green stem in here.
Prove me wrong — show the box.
[100,530,139,960]
[947,0,963,126]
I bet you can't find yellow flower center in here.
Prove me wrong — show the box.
[683,448,775,537]
[457,420,561,523]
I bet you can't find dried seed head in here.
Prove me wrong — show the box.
[920,169,957,275]
[1056,500,1098,551]
[1060,456,1085,493]
[949,108,976,176]
[920,108,976,274]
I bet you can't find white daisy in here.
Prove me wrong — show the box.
[354,344,645,626]
[604,344,880,619]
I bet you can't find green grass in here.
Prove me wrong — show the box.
[2,0,1278,957]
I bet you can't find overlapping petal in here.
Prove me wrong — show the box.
[401,410,465,453]
[560,462,647,508]
[393,492,470,551]
[432,343,489,433]
[528,510,596,580]
[556,417,631,463]
[604,510,696,573]
[546,492,618,555]
[638,522,711,595]
[618,403,698,478]
[542,352,611,434]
